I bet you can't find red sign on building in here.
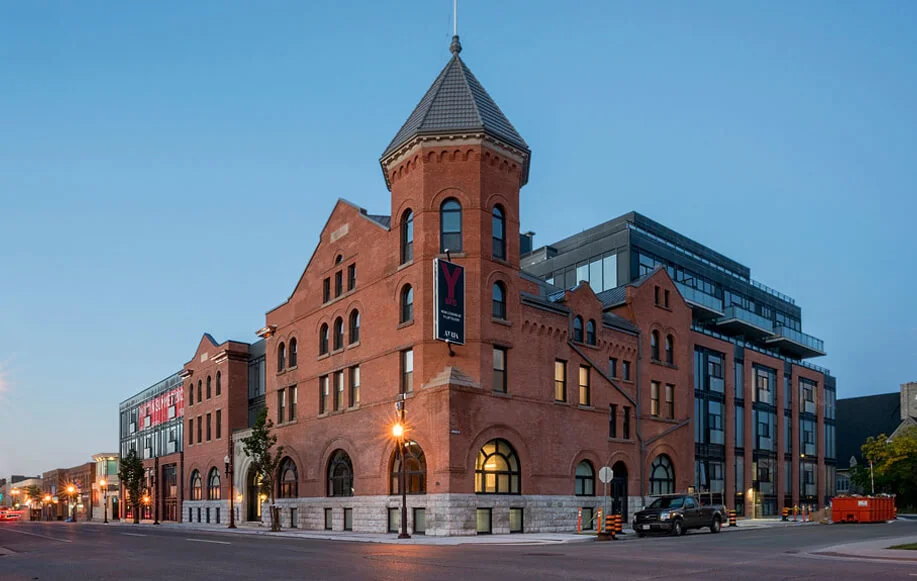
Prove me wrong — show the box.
[136,386,184,429]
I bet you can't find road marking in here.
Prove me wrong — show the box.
[2,528,72,543]
[185,538,231,545]
[121,533,147,537]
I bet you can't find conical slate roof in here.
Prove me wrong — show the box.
[380,36,529,161]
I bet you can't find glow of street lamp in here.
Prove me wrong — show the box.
[44,495,52,503]
[99,479,107,488]
[66,485,75,495]
[143,495,150,505]
[392,423,404,438]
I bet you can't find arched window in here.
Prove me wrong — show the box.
[333,317,344,351]
[390,441,426,495]
[475,438,521,494]
[206,376,212,399]
[288,338,298,368]
[335,254,343,264]
[278,458,298,499]
[207,467,221,500]
[440,198,463,252]
[649,454,675,495]
[400,285,413,323]
[216,371,222,396]
[327,450,354,497]
[492,205,506,260]
[319,324,329,355]
[400,209,414,264]
[190,470,202,500]
[277,342,286,371]
[573,316,584,343]
[586,320,596,345]
[575,460,595,496]
[492,282,506,320]
[197,380,202,404]
[651,331,660,361]
[349,311,360,344]
[665,334,674,364]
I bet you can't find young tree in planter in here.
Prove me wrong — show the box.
[118,449,145,524]
[241,407,284,532]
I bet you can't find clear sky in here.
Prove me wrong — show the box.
[1,1,915,477]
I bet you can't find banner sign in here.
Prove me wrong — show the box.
[136,386,184,428]
[433,258,465,345]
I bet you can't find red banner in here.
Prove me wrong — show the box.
[136,386,184,428]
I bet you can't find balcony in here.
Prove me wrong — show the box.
[765,325,826,359]
[675,282,724,318]
[714,305,773,339]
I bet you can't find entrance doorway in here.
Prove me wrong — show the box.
[611,461,628,523]
[111,497,119,520]
[246,468,261,521]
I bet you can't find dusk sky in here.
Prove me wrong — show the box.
[1,1,915,477]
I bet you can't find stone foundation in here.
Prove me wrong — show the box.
[182,500,229,525]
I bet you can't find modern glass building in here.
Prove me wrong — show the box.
[523,211,836,516]
[118,372,184,461]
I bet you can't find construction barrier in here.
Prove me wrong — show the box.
[613,514,623,534]
[604,514,617,539]
[727,509,737,527]
[831,496,896,524]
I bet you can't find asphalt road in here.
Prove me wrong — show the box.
[1,520,915,580]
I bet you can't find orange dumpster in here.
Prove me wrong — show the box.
[831,496,896,523]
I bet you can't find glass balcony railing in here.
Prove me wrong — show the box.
[772,326,825,354]
[675,282,724,313]
[721,305,774,333]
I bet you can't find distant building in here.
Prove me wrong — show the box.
[91,453,120,521]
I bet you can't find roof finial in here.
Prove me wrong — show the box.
[450,0,461,55]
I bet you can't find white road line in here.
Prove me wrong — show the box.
[185,538,231,545]
[121,532,147,537]
[2,528,72,543]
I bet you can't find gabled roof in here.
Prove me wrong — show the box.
[380,37,529,175]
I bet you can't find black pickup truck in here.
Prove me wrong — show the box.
[632,494,727,537]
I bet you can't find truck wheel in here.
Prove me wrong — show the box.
[671,519,684,536]
[710,515,722,534]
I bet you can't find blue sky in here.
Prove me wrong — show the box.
[1,1,915,476]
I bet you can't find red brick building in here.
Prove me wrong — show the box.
[246,36,695,535]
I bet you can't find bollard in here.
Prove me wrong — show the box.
[793,505,798,522]
[596,508,603,534]
[577,508,582,533]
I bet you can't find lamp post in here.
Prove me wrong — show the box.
[225,436,236,529]
[43,494,51,521]
[99,479,108,524]
[145,466,159,525]
[11,488,19,509]
[393,396,410,539]
[66,485,77,522]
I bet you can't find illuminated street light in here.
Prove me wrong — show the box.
[99,479,109,524]
[392,394,410,539]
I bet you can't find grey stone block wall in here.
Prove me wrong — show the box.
[182,499,229,525]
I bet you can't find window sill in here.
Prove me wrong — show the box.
[397,320,414,329]
[346,341,360,350]
[317,353,330,361]
[437,252,466,259]
[553,399,568,405]
[607,437,632,443]
[331,348,345,355]
[397,260,414,272]
[492,391,511,398]
[650,360,678,370]
[577,404,594,410]
[654,304,673,312]
[492,318,512,327]
[287,365,298,372]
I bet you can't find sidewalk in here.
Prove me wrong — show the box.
[809,534,917,564]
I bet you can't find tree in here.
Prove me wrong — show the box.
[241,407,284,531]
[118,449,145,524]
[849,426,917,510]
[23,484,42,506]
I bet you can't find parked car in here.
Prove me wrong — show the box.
[633,494,727,537]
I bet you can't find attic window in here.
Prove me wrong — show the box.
[335,254,343,264]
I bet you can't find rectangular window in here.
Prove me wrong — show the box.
[334,270,343,297]
[609,357,618,378]
[319,376,329,415]
[323,278,331,303]
[651,381,660,417]
[413,508,426,535]
[387,507,400,533]
[602,253,617,291]
[493,347,507,393]
[578,365,591,406]
[735,456,744,493]
[216,409,222,439]
[476,508,492,534]
[324,508,333,530]
[290,507,298,529]
[664,289,670,308]
[654,285,660,305]
[216,508,220,524]
[197,415,202,443]
[735,361,744,400]
[347,264,356,291]
[349,366,360,407]
[277,389,286,424]
[622,360,631,381]
[206,413,212,441]
[188,418,194,445]
[206,508,210,523]
[289,386,297,422]
[665,384,674,419]
[609,404,618,438]
[510,508,524,533]
[343,508,353,531]
[334,371,344,411]
[623,406,631,439]
[735,405,744,448]
[554,360,567,402]
[401,349,414,394]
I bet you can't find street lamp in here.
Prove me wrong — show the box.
[66,485,77,522]
[145,467,159,525]
[43,494,51,521]
[224,438,236,529]
[99,479,108,524]
[393,396,410,540]
[11,488,20,509]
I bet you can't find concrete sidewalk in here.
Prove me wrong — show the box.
[809,534,917,564]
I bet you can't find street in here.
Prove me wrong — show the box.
[0,520,915,580]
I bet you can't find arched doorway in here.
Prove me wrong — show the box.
[611,461,628,523]
[246,468,261,521]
